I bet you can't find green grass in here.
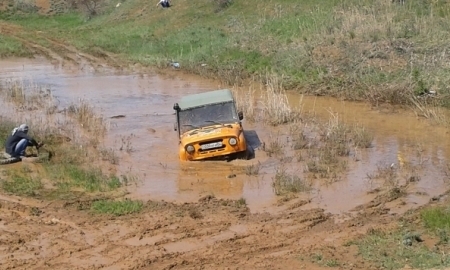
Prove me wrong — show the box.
[0,162,122,197]
[0,35,32,58]
[1,171,43,196]
[0,12,85,29]
[46,164,122,192]
[91,199,143,216]
[415,206,450,246]
[3,0,450,108]
[355,228,450,270]
[421,207,450,232]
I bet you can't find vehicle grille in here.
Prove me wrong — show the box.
[199,140,225,152]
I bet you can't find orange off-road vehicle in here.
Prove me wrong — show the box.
[173,89,249,161]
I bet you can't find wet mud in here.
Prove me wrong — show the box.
[0,192,398,270]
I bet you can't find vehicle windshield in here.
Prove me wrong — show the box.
[179,102,238,133]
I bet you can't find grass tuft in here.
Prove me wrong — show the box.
[47,164,122,192]
[272,167,310,195]
[66,100,108,136]
[188,207,203,219]
[1,171,43,196]
[236,197,247,207]
[421,207,450,232]
[91,199,143,216]
[351,125,373,148]
[262,134,284,157]
[0,79,58,114]
[260,75,301,126]
[245,162,260,176]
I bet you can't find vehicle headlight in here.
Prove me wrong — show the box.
[186,145,195,153]
[229,137,237,146]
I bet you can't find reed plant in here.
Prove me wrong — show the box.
[234,74,302,126]
[0,79,57,114]
[259,75,301,126]
[66,99,108,136]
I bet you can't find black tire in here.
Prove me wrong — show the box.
[0,157,21,165]
[246,145,255,160]
[238,145,254,160]
[23,151,53,163]
[0,150,52,165]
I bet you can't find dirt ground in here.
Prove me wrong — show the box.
[0,190,405,270]
[0,20,448,270]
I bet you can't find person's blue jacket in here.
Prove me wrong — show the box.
[5,130,38,155]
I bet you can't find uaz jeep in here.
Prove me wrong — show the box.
[173,89,248,161]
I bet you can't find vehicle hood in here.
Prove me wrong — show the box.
[180,124,242,143]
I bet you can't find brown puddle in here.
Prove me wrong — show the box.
[0,57,449,216]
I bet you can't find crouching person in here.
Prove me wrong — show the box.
[157,0,171,8]
[5,124,42,158]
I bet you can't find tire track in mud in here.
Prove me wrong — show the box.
[0,21,122,70]
[0,197,325,269]
[0,193,401,270]
[143,209,332,269]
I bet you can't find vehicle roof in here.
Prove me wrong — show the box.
[178,89,234,110]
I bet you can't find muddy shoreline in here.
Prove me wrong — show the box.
[1,56,448,214]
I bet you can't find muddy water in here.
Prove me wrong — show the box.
[0,57,449,215]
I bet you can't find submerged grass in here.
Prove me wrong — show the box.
[233,75,302,126]
[245,162,260,176]
[0,80,58,114]
[66,100,108,136]
[259,75,301,126]
[303,112,373,178]
[272,166,310,196]
[410,96,450,126]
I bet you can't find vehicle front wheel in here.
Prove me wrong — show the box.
[238,145,254,160]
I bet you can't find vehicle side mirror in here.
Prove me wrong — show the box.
[173,122,178,131]
[238,111,244,120]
